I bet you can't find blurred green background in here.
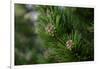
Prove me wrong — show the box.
[15,4,94,65]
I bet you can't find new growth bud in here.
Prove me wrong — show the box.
[66,40,74,50]
[45,24,56,36]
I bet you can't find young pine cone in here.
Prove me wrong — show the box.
[66,40,74,50]
[45,24,56,36]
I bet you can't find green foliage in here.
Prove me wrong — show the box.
[15,4,94,65]
[36,5,94,62]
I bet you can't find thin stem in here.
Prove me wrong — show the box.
[54,35,66,47]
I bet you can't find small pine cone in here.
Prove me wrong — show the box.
[45,24,56,36]
[66,40,74,50]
